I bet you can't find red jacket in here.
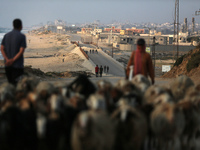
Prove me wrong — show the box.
[95,66,99,73]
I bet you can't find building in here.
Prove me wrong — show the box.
[120,30,125,35]
[104,26,121,33]
[91,29,103,35]
[126,27,144,34]
[81,35,93,44]
[55,19,66,26]
[81,28,93,34]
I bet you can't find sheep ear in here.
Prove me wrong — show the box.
[79,113,88,128]
[36,115,46,139]
[121,109,127,122]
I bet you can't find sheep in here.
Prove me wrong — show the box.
[35,81,56,100]
[18,97,38,150]
[177,98,200,150]
[150,102,185,150]
[115,79,142,105]
[0,82,15,107]
[71,110,115,150]
[109,87,124,104]
[153,92,175,106]
[131,74,151,94]
[0,100,26,150]
[87,93,106,110]
[143,85,170,105]
[96,80,113,91]
[44,94,65,150]
[16,76,39,99]
[67,74,96,99]
[115,79,140,95]
[170,75,194,102]
[111,101,147,150]
[51,81,69,97]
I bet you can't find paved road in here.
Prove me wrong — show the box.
[68,33,82,42]
[87,50,125,77]
[68,33,125,77]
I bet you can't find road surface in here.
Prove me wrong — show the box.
[68,33,126,77]
[87,50,125,77]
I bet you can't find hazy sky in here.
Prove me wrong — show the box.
[1,0,200,28]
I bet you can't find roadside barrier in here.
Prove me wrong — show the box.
[71,41,89,60]
[80,47,89,60]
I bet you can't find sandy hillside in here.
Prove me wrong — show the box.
[24,32,95,73]
[162,46,200,84]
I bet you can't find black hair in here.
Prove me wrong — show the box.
[137,38,146,46]
[13,19,22,29]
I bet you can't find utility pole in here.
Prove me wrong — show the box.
[111,29,113,58]
[152,37,156,69]
[143,27,151,46]
[173,0,179,61]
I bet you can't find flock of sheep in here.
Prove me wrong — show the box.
[0,74,200,150]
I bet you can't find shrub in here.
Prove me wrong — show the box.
[187,50,200,72]
[174,54,186,67]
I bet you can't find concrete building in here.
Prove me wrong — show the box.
[81,28,93,34]
[81,35,93,44]
[91,29,103,35]
[104,26,121,33]
[126,27,144,34]
[120,30,125,35]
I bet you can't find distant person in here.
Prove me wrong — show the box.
[90,50,91,54]
[107,66,109,73]
[99,65,103,77]
[126,38,154,84]
[95,65,99,77]
[1,19,27,86]
[96,50,98,54]
[104,65,106,72]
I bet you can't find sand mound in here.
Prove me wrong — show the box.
[162,46,200,83]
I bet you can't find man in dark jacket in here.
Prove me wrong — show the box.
[1,19,27,86]
[99,65,103,77]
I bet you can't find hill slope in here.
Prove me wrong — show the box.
[162,46,200,83]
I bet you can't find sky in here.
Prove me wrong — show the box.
[0,0,200,28]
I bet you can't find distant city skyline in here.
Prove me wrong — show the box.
[0,0,200,28]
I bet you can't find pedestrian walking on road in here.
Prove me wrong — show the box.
[100,65,103,77]
[95,65,99,77]
[107,66,109,73]
[104,65,106,72]
[126,38,154,84]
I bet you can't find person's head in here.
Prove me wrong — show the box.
[137,38,146,52]
[13,19,22,30]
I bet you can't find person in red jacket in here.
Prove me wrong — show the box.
[126,38,155,84]
[95,65,99,77]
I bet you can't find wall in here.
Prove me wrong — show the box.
[119,44,195,52]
